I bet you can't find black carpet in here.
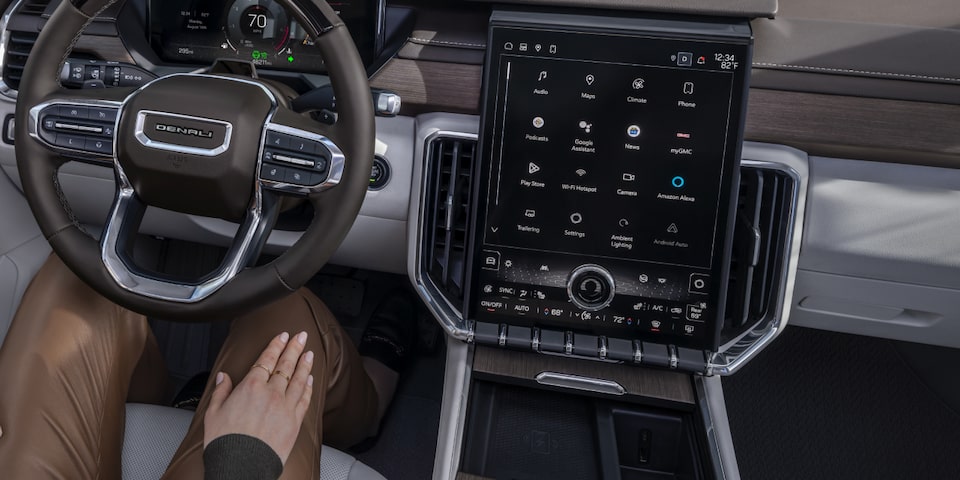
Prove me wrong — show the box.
[723,326,960,480]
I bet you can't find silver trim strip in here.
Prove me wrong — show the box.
[432,338,473,480]
[374,0,386,54]
[54,122,103,133]
[134,110,233,157]
[696,375,742,480]
[271,153,314,167]
[535,372,627,396]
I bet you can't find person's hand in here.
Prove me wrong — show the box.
[203,331,315,465]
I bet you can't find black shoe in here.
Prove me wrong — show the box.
[358,290,418,373]
[172,371,210,410]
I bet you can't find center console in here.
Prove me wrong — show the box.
[470,13,751,354]
[412,7,807,480]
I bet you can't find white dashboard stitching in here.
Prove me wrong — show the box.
[58,0,121,87]
[407,37,487,49]
[753,62,960,83]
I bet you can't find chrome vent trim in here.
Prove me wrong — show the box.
[708,143,809,375]
[722,165,796,340]
[414,130,477,340]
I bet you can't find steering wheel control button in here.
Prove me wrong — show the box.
[267,132,290,149]
[285,169,312,185]
[261,164,287,182]
[84,138,113,155]
[58,106,89,119]
[567,264,616,311]
[289,138,316,154]
[34,104,121,157]
[688,273,710,295]
[369,156,390,190]
[88,108,118,123]
[55,134,86,149]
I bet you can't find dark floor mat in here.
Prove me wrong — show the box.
[723,326,960,480]
[354,342,446,480]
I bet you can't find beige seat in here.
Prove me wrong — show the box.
[122,403,386,480]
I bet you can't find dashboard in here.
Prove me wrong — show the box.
[0,2,957,480]
[149,0,383,72]
[0,0,956,364]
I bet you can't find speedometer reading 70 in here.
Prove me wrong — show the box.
[224,0,311,66]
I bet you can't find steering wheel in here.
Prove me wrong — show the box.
[13,0,374,321]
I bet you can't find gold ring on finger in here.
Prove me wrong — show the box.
[272,370,292,382]
[251,363,272,375]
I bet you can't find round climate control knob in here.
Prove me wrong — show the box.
[567,264,616,311]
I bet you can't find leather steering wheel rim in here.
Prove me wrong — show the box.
[13,0,375,321]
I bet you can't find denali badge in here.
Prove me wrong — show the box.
[155,123,214,139]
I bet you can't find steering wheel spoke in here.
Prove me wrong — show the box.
[100,174,283,303]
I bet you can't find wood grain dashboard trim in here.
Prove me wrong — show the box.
[371,57,960,166]
[473,346,696,405]
[745,89,960,167]
[370,58,483,115]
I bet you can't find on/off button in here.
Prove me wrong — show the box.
[689,274,710,295]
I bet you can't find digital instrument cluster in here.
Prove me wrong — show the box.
[150,0,381,72]
[472,18,752,350]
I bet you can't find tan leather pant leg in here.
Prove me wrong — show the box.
[162,289,379,480]
[0,255,154,480]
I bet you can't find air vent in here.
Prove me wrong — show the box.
[422,135,477,309]
[2,31,38,90]
[723,166,795,342]
[18,0,50,16]
[2,0,51,91]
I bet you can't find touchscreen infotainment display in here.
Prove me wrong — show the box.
[471,17,751,350]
